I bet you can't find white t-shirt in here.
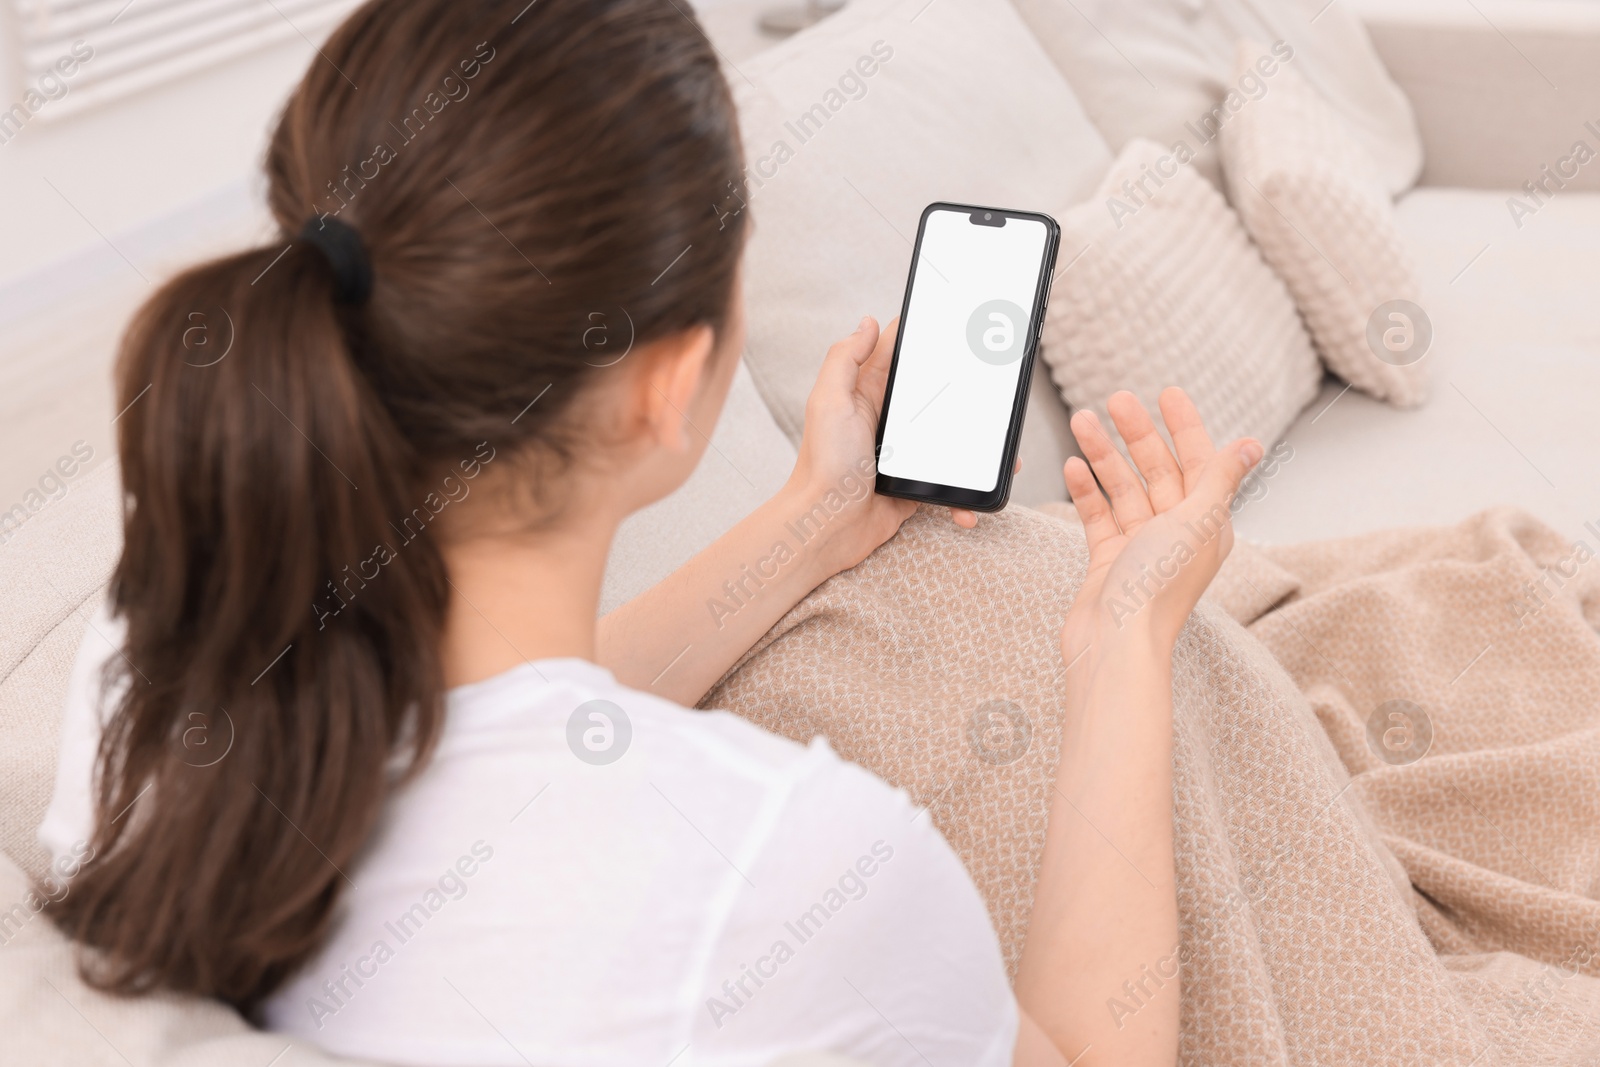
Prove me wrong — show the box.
[41,601,1018,1067]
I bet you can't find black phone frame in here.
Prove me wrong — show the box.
[873,201,1061,512]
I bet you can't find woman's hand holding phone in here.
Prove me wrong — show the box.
[600,312,1003,710]
[783,314,985,576]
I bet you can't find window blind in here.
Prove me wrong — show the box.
[9,0,361,118]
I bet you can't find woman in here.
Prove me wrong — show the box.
[40,1,1263,1064]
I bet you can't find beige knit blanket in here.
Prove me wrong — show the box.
[704,504,1600,1065]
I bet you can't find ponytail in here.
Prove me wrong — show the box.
[53,241,450,1007]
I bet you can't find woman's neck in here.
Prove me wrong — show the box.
[437,516,614,688]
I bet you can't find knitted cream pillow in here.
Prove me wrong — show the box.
[1220,40,1430,407]
[1038,138,1321,452]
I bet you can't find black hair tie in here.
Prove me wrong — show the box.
[299,216,373,305]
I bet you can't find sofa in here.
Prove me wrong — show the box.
[4,0,1598,1062]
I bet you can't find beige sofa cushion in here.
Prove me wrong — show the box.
[1221,41,1430,408]
[0,845,379,1066]
[1009,0,1423,196]
[0,462,119,887]
[735,0,1113,506]
[1039,138,1322,453]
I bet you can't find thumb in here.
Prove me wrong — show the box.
[1191,437,1263,514]
[812,315,881,400]
[838,315,880,366]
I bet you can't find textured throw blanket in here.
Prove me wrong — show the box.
[704,504,1600,1065]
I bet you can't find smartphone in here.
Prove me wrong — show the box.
[874,202,1060,512]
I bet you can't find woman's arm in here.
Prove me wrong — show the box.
[596,472,881,705]
[1017,629,1180,1066]
[599,316,944,705]
[1014,390,1262,1067]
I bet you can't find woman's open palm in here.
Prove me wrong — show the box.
[1060,388,1263,660]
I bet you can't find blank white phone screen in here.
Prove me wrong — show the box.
[878,210,1048,493]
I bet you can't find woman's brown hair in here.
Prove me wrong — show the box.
[51,0,747,1010]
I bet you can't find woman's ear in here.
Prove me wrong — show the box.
[634,324,715,452]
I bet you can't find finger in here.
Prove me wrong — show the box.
[1158,387,1216,492]
[948,507,978,529]
[1063,456,1120,557]
[1107,391,1184,514]
[1014,456,1022,475]
[810,315,882,406]
[855,317,901,415]
[1185,438,1263,528]
[845,315,881,366]
[1070,408,1155,533]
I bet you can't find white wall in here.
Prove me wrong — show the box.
[0,35,317,298]
[0,15,324,513]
